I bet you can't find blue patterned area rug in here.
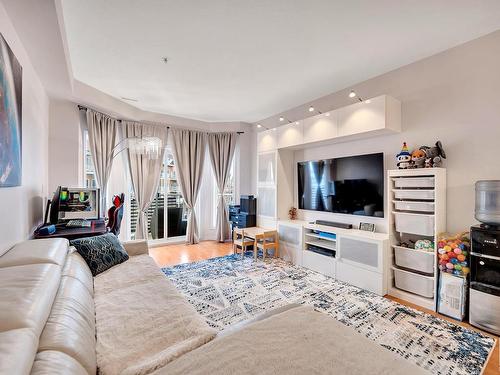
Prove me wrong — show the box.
[162,254,495,375]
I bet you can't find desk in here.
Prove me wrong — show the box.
[240,226,267,240]
[34,219,107,241]
[239,227,279,259]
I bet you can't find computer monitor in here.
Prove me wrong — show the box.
[50,186,100,223]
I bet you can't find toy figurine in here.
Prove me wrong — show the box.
[396,142,412,169]
[421,141,446,168]
[411,149,426,168]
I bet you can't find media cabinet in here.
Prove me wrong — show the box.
[278,220,390,296]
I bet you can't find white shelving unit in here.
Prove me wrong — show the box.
[301,223,389,295]
[387,168,446,311]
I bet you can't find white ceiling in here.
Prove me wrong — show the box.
[60,0,500,123]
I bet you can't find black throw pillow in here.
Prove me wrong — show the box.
[70,233,129,276]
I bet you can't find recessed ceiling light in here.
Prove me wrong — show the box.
[272,128,277,131]
[279,117,285,122]
[325,112,330,117]
[308,106,315,112]
[257,124,262,128]
[295,121,300,125]
[365,99,371,104]
[121,97,138,102]
[349,90,356,98]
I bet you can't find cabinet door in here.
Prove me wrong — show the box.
[303,112,337,144]
[277,122,303,148]
[337,95,385,137]
[257,151,276,186]
[257,129,277,152]
[257,186,276,218]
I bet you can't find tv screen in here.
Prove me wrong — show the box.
[297,153,384,217]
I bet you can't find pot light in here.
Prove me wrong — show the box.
[279,116,285,122]
[295,121,300,125]
[325,112,330,117]
[272,128,277,131]
[349,90,356,98]
[308,106,315,112]
[365,99,371,104]
[257,124,262,128]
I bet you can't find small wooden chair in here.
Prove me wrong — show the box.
[233,228,254,259]
[255,230,279,260]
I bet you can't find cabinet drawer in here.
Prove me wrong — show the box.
[302,250,335,277]
[394,177,435,188]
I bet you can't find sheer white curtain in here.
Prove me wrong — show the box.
[208,132,237,242]
[171,129,207,244]
[85,109,119,215]
[122,121,168,240]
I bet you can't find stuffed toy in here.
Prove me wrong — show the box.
[396,142,412,169]
[411,149,426,168]
[420,141,446,168]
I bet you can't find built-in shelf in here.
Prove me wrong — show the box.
[304,232,336,242]
[305,240,336,251]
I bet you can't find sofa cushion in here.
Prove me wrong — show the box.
[0,264,61,333]
[70,233,129,276]
[31,350,89,375]
[0,238,68,268]
[38,275,96,375]
[0,328,39,375]
[94,254,216,375]
[158,306,428,375]
[62,249,94,296]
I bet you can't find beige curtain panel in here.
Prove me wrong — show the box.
[171,129,207,244]
[123,121,168,240]
[85,109,119,215]
[208,132,237,242]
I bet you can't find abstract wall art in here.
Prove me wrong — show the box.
[0,32,22,187]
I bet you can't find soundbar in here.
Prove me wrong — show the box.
[315,220,353,229]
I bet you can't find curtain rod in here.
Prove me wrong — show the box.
[77,105,244,134]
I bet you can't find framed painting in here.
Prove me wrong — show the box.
[0,32,22,187]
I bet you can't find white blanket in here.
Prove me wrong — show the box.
[94,255,216,375]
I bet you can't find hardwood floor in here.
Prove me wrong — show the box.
[150,241,499,374]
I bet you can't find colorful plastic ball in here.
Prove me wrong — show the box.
[446,262,454,270]
[454,248,462,255]
[454,264,462,271]
[459,243,465,250]
[438,248,446,255]
[438,241,446,248]
[441,254,449,261]
[462,267,470,275]
[457,254,466,262]
[450,258,458,264]
[453,270,461,275]
[450,242,458,249]
[444,245,452,252]
[448,252,457,258]
[461,251,468,256]
[439,259,448,266]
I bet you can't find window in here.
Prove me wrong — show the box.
[129,148,187,240]
[212,157,235,227]
[83,131,97,188]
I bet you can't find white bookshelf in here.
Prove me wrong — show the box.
[387,168,446,311]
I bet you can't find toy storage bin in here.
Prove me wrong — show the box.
[394,212,435,236]
[393,246,435,274]
[393,189,435,200]
[394,177,435,189]
[394,201,435,213]
[393,267,434,298]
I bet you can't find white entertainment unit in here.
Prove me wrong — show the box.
[278,221,389,296]
[258,94,402,298]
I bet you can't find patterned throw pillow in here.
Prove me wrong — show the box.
[70,233,129,276]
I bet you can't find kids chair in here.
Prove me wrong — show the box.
[107,193,125,236]
[233,228,254,259]
[255,230,279,260]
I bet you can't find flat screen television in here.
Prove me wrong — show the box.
[297,153,384,218]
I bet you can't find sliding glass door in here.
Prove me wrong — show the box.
[129,148,187,241]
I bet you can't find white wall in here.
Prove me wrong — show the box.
[262,30,500,234]
[0,3,49,254]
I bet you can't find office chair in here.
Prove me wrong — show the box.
[107,193,125,236]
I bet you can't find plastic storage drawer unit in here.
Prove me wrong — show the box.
[394,212,435,236]
[393,189,435,200]
[394,177,435,189]
[393,267,434,298]
[394,201,435,213]
[393,246,435,274]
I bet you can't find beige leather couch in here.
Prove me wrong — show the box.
[0,238,215,375]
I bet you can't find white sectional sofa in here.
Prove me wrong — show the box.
[0,238,428,375]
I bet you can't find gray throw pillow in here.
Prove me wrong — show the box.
[70,233,129,276]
